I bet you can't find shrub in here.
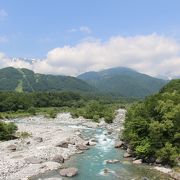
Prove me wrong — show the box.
[156,142,178,166]
[0,121,18,141]
[27,107,36,115]
[16,131,31,139]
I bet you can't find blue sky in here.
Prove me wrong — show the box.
[1,0,180,57]
[0,0,180,78]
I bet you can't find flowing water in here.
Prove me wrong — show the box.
[35,126,171,180]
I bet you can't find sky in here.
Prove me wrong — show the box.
[0,0,180,78]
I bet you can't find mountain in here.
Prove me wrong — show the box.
[77,67,168,97]
[0,67,95,92]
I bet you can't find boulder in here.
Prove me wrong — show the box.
[56,141,69,148]
[106,159,120,164]
[89,141,97,146]
[52,155,64,163]
[76,144,89,150]
[59,167,78,177]
[34,137,43,143]
[25,157,43,164]
[123,152,132,158]
[133,159,142,164]
[7,144,17,152]
[114,141,123,148]
[90,138,98,143]
[83,141,90,146]
[44,178,62,180]
[127,147,132,154]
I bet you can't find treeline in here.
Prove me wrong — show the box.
[0,91,84,112]
[0,91,135,123]
[123,79,180,166]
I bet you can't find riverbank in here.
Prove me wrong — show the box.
[0,109,179,180]
[0,113,101,180]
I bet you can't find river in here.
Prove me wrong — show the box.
[34,126,171,180]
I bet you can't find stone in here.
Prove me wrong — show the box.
[107,131,112,135]
[7,144,17,151]
[42,161,61,171]
[142,177,149,180]
[114,141,123,148]
[127,147,132,154]
[52,155,64,163]
[68,139,76,145]
[103,168,109,174]
[25,157,43,164]
[89,141,97,146]
[170,172,180,180]
[59,167,78,177]
[90,138,98,142]
[155,158,162,164]
[133,159,142,164]
[44,178,62,180]
[83,141,90,146]
[106,159,120,164]
[123,152,132,158]
[56,141,69,148]
[34,137,43,143]
[76,144,89,150]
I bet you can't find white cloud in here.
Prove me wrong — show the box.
[0,34,180,78]
[0,9,8,21]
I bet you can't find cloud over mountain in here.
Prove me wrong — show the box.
[0,34,180,78]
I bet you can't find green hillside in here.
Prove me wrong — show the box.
[0,67,95,93]
[78,67,168,98]
[123,79,180,166]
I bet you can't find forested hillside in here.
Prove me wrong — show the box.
[123,79,180,166]
[0,67,95,93]
[78,67,167,98]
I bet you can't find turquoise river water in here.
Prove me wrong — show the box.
[34,125,172,180]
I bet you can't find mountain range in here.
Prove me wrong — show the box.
[77,67,168,97]
[0,66,168,98]
[0,67,94,93]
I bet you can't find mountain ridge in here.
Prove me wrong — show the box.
[0,67,95,93]
[77,67,168,97]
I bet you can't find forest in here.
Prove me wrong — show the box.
[123,79,180,166]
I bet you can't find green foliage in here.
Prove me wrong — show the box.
[16,131,31,139]
[78,67,167,98]
[27,107,36,115]
[0,121,18,140]
[0,67,95,93]
[156,142,178,166]
[70,100,115,123]
[123,79,180,166]
[48,109,57,118]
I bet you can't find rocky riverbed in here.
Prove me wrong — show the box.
[0,109,179,180]
[0,113,98,180]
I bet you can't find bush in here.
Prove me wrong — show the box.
[27,107,36,115]
[0,121,18,141]
[48,109,57,118]
[156,143,178,166]
[16,131,31,139]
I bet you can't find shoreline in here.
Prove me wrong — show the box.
[0,109,179,180]
[0,113,101,180]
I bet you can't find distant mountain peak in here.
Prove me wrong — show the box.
[78,67,168,98]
